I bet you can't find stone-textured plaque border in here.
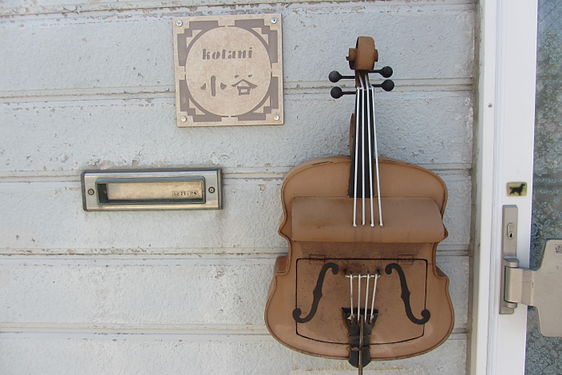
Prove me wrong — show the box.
[173,14,283,127]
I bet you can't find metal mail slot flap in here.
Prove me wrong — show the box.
[81,169,221,211]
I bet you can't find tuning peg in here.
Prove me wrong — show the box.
[329,71,354,83]
[372,79,394,92]
[330,87,355,99]
[369,66,393,78]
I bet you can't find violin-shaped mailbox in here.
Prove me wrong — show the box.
[265,37,454,372]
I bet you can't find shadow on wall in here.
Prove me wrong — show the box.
[526,1,562,374]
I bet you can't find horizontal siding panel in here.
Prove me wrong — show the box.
[0,331,466,375]
[0,0,474,17]
[0,255,468,330]
[0,175,470,251]
[0,91,473,172]
[0,1,473,374]
[0,3,474,93]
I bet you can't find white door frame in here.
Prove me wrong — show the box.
[471,0,538,374]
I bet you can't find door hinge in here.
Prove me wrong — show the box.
[501,238,562,337]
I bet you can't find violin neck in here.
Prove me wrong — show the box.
[348,72,384,227]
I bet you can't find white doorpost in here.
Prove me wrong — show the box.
[471,0,538,374]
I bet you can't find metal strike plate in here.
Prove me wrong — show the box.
[500,205,518,313]
[503,239,562,337]
[82,169,221,211]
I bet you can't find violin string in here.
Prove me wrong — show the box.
[348,274,354,320]
[370,85,384,227]
[363,74,375,227]
[364,273,370,323]
[357,274,362,320]
[360,77,366,226]
[369,272,380,323]
[353,88,360,227]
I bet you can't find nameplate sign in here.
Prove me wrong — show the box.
[173,14,283,127]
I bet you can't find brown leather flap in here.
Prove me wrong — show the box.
[291,196,446,243]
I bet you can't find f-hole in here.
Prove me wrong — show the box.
[385,263,430,325]
[293,262,339,323]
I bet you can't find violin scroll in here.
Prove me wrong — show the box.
[347,36,378,70]
[330,37,394,101]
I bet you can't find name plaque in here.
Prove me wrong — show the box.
[173,14,283,127]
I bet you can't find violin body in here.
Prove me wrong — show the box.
[264,37,454,367]
[265,156,454,360]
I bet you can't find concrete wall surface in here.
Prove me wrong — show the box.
[0,0,474,374]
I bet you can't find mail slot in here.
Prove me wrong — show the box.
[81,169,221,211]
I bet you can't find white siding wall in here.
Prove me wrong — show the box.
[0,1,474,374]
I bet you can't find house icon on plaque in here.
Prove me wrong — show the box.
[231,79,257,95]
